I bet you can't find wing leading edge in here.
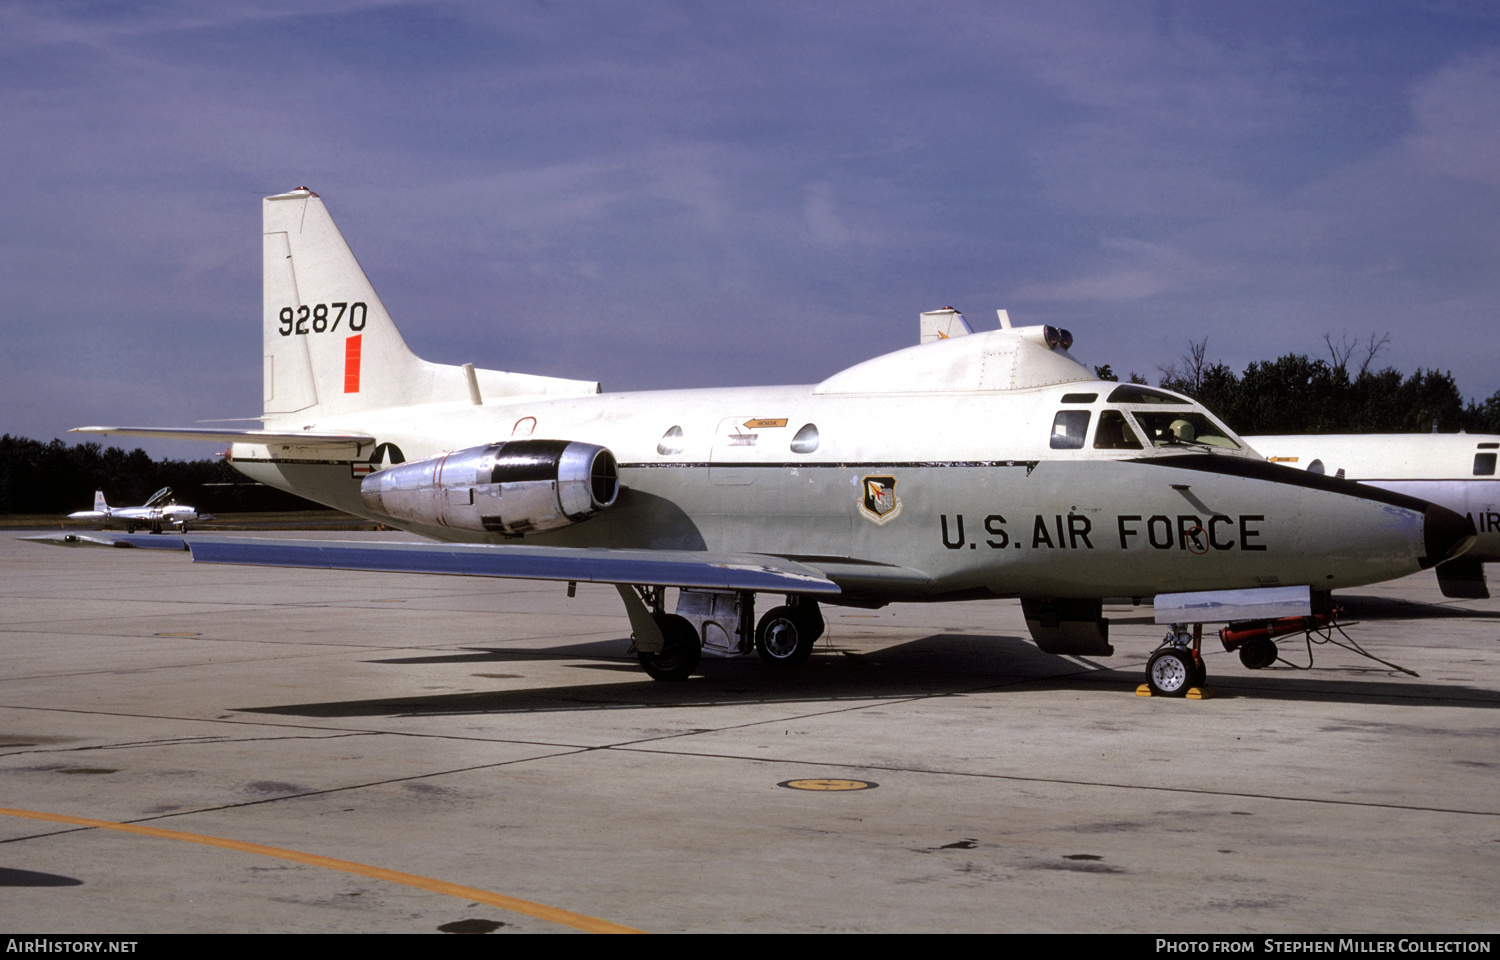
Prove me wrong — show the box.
[186,538,842,595]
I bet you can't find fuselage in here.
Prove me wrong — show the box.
[68,504,199,529]
[230,379,1461,604]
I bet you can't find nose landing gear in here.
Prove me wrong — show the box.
[1141,623,1209,698]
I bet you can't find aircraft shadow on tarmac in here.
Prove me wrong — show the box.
[235,631,1500,718]
[1332,593,1500,621]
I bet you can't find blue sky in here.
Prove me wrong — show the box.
[4,1,1499,458]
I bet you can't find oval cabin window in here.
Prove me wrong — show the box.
[657,425,684,456]
[790,423,820,454]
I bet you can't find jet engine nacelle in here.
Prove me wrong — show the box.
[361,439,619,536]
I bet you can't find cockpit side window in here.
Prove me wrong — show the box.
[1475,453,1497,476]
[1093,410,1143,450]
[1050,410,1091,450]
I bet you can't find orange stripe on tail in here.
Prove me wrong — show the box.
[344,335,362,393]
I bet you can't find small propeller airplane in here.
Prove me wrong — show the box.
[68,188,1478,695]
[67,487,206,534]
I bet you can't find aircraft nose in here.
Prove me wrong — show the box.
[1423,503,1477,568]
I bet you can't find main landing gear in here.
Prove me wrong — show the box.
[623,586,825,680]
[755,602,825,667]
[636,611,702,681]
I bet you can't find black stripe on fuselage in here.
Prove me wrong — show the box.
[234,458,1044,470]
[1128,454,1434,512]
[619,461,1039,470]
[232,457,357,466]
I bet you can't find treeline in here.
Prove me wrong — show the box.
[1101,337,1500,436]
[0,435,329,515]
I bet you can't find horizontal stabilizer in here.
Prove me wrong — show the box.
[188,537,842,594]
[72,426,373,445]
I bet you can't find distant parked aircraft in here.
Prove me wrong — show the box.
[68,488,206,534]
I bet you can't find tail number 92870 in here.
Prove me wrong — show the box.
[278,302,368,336]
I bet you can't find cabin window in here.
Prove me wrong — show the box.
[656,425,684,456]
[1093,410,1143,450]
[790,423,820,454]
[1475,453,1496,476]
[1050,410,1091,450]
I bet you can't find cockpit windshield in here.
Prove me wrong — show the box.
[1106,384,1188,405]
[1130,411,1240,450]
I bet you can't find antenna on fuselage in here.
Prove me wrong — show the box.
[997,309,1012,329]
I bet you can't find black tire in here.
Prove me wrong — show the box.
[637,613,701,681]
[755,605,822,667]
[1146,648,1193,697]
[1191,654,1207,689]
[1238,637,1277,670]
[125,523,135,534]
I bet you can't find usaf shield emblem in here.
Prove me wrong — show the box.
[859,475,902,525]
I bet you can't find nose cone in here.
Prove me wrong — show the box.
[1423,503,1477,568]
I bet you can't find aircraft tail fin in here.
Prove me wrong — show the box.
[261,188,598,423]
[93,491,108,512]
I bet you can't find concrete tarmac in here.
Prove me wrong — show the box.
[1,530,1497,934]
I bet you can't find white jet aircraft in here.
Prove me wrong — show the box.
[67,487,205,534]
[73,188,1477,696]
[1246,433,1500,599]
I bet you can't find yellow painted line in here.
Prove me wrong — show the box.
[0,806,643,934]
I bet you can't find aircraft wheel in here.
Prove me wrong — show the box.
[125,523,135,534]
[636,613,701,682]
[1238,637,1277,670]
[179,523,189,534]
[1191,655,1207,689]
[1146,648,1193,697]
[755,605,822,667]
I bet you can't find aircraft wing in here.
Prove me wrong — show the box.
[71,426,374,445]
[186,537,842,595]
[22,532,187,550]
